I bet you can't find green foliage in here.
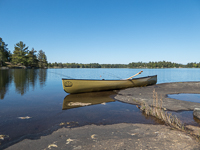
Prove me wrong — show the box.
[11,41,29,66]
[48,61,200,68]
[48,62,128,68]
[27,48,38,67]
[128,61,185,68]
[101,64,127,68]
[186,62,200,68]
[37,50,47,68]
[0,39,48,68]
[0,37,11,66]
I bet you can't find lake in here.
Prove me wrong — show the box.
[0,68,200,148]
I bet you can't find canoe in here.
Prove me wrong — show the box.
[62,75,157,94]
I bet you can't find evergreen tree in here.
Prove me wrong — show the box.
[27,48,38,67]
[0,37,10,66]
[12,41,28,66]
[37,50,48,68]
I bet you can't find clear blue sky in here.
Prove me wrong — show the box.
[1,0,200,64]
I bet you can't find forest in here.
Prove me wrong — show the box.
[0,37,47,68]
[48,61,200,69]
[1,37,200,69]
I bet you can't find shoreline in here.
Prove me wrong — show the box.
[3,82,200,150]
[115,82,200,111]
[4,123,200,150]
[1,67,200,69]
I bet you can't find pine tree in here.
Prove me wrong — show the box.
[0,37,10,66]
[12,41,28,66]
[27,48,38,67]
[37,50,48,68]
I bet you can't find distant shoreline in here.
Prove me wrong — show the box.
[1,67,200,70]
[0,67,45,69]
[1,61,200,69]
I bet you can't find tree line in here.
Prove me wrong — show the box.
[128,61,200,68]
[48,62,127,68]
[1,37,200,69]
[0,37,47,68]
[48,61,200,68]
[128,61,183,68]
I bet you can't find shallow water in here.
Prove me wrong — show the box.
[0,90,162,148]
[168,93,200,103]
[0,68,200,148]
[167,93,200,126]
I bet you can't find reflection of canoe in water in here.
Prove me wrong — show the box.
[62,91,115,110]
[62,75,157,94]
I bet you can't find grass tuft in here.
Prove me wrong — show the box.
[140,89,185,130]
[138,89,200,141]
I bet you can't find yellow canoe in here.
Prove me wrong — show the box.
[62,75,157,94]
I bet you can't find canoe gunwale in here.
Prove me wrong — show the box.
[62,75,157,81]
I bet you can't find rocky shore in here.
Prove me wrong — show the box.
[3,82,200,150]
[5,123,200,150]
[115,82,200,111]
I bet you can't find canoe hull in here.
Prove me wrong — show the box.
[62,75,157,94]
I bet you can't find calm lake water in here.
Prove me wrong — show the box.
[0,68,200,148]
[168,93,200,103]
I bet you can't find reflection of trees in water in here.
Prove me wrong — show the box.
[27,69,38,89]
[38,69,47,87]
[0,69,47,98]
[13,69,28,95]
[0,70,12,99]
[13,69,42,95]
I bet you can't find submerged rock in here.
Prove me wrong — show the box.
[193,108,200,120]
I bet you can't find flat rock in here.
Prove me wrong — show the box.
[193,108,200,119]
[115,82,200,111]
[5,123,200,150]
